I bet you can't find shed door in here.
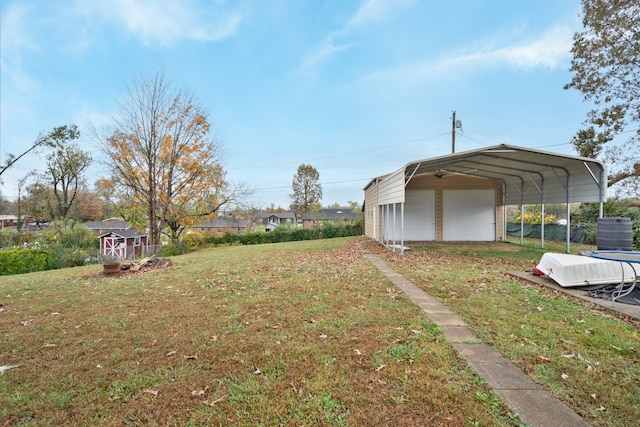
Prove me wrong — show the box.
[103,236,124,259]
[394,189,436,240]
[443,189,495,241]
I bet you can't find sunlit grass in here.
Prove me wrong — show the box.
[1,237,523,426]
[374,239,639,427]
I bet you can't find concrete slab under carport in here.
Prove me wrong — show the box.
[509,271,640,321]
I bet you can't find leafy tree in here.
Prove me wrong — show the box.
[0,125,79,177]
[99,71,228,245]
[347,200,362,212]
[94,178,144,224]
[564,0,640,193]
[66,188,103,221]
[0,196,14,215]
[290,164,323,219]
[22,181,52,225]
[43,138,91,220]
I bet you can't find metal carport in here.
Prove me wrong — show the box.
[365,144,607,253]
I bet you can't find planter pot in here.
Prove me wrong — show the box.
[102,262,121,275]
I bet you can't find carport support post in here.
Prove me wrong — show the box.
[541,204,545,249]
[385,204,389,247]
[400,202,405,255]
[566,176,571,253]
[540,176,545,249]
[520,203,525,246]
[392,203,397,251]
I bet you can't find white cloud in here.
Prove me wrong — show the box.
[297,38,355,75]
[77,0,243,47]
[0,3,41,91]
[297,0,416,75]
[347,0,416,28]
[355,24,574,86]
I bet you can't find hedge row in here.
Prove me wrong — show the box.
[218,223,363,246]
[0,247,91,276]
[179,223,363,251]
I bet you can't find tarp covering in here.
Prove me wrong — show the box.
[506,223,586,243]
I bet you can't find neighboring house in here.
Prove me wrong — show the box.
[0,215,18,229]
[364,144,606,252]
[191,217,251,235]
[260,212,295,225]
[85,218,130,236]
[301,209,358,229]
[260,212,296,231]
[98,230,149,260]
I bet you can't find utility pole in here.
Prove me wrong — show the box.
[451,111,462,154]
[451,111,456,154]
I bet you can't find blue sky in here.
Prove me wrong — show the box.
[1,0,591,209]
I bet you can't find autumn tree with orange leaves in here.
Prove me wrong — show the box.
[99,72,228,245]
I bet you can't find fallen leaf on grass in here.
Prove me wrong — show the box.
[561,373,569,380]
[143,389,159,397]
[354,349,363,355]
[595,406,606,412]
[536,355,551,363]
[375,365,386,372]
[0,365,20,374]
[183,354,198,360]
[166,350,177,356]
[191,386,209,397]
[202,395,227,406]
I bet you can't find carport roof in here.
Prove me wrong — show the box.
[366,144,606,205]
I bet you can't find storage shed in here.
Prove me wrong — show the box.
[363,144,607,252]
[98,230,149,260]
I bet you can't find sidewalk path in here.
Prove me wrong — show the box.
[363,253,591,427]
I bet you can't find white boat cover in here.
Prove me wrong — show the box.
[535,253,639,288]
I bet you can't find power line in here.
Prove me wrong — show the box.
[228,132,450,172]
[249,178,371,192]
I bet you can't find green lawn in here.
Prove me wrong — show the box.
[1,237,638,426]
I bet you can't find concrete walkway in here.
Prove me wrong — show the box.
[363,253,591,427]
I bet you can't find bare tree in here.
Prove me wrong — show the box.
[99,71,228,245]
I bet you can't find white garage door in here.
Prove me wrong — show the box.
[443,189,495,241]
[385,190,436,241]
[398,189,436,240]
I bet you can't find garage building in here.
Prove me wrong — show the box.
[363,144,606,253]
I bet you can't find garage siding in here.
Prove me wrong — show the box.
[364,173,503,242]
